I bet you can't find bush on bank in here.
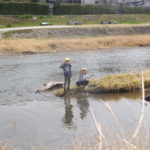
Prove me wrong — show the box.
[54,4,116,15]
[54,4,150,15]
[0,2,150,15]
[123,6,150,14]
[0,2,49,15]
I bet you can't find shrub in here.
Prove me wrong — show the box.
[54,4,150,15]
[54,4,116,15]
[123,6,150,14]
[0,2,49,15]
[21,15,33,19]
[6,24,12,27]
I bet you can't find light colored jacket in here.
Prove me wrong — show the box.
[79,74,87,81]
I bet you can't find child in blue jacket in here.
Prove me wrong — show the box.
[60,58,72,92]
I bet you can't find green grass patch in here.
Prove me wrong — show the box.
[0,14,150,28]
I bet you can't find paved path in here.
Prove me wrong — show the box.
[0,24,150,32]
[0,25,73,32]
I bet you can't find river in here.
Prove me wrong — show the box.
[0,47,150,149]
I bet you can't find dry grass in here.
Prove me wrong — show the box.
[0,142,148,150]
[0,142,10,150]
[0,35,150,54]
[88,70,150,93]
[55,70,150,96]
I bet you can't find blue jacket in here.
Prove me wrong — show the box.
[60,63,72,78]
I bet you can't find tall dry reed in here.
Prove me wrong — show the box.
[89,72,146,150]
[0,35,150,54]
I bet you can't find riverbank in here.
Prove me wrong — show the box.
[55,70,150,96]
[0,35,150,55]
[0,24,150,54]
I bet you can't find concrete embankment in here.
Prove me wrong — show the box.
[1,24,150,39]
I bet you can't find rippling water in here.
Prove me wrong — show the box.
[0,47,150,149]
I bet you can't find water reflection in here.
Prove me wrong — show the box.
[63,94,90,128]
[63,95,74,129]
[94,92,141,101]
[76,94,89,120]
[62,91,150,128]
[94,91,150,101]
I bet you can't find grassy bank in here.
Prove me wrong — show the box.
[55,70,150,96]
[0,35,150,54]
[0,14,150,28]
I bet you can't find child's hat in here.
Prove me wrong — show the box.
[64,58,70,61]
[81,68,86,71]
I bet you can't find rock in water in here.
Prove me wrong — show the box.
[36,82,63,93]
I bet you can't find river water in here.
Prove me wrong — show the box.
[1,47,150,149]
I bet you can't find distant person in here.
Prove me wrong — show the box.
[76,68,89,87]
[60,58,72,92]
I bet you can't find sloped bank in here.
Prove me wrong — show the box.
[1,25,150,39]
[55,70,150,97]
